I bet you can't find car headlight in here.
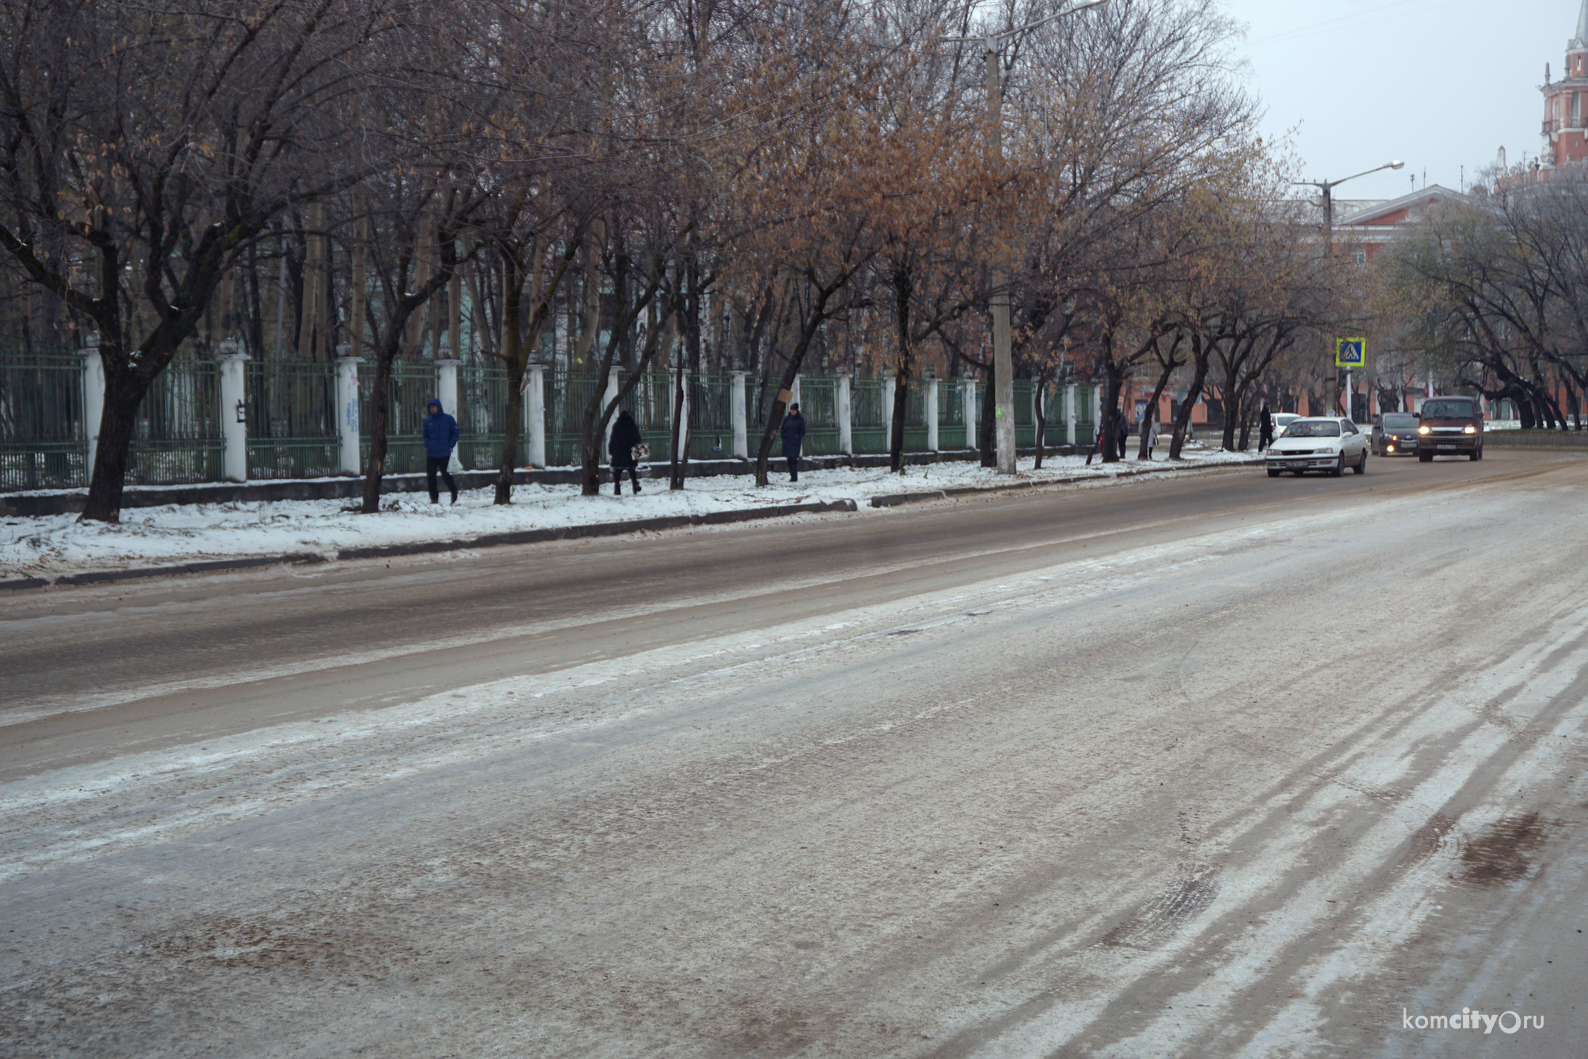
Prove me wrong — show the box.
[1418,425,1430,435]
[1463,425,1476,434]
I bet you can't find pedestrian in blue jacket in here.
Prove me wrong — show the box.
[780,402,806,482]
[423,398,460,504]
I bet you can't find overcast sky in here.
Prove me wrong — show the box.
[1219,0,1578,201]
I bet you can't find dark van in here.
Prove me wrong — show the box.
[1417,396,1483,461]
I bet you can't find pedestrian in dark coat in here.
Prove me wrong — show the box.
[780,403,806,482]
[423,398,460,505]
[1116,412,1130,460]
[608,410,643,495]
[1259,404,1274,450]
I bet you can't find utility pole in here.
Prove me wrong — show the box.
[1292,160,1403,418]
[950,0,1110,474]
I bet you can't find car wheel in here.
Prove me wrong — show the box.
[1353,450,1367,474]
[1267,468,1281,477]
[1330,454,1344,477]
[1419,450,1433,463]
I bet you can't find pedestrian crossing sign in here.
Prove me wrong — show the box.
[1335,338,1366,367]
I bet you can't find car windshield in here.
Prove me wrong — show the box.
[1284,420,1341,438]
[1383,414,1418,430]
[1421,399,1475,419]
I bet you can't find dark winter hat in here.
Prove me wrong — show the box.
[790,402,800,411]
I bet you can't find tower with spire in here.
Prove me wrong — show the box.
[1541,0,1588,167]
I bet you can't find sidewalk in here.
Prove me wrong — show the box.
[1,448,1259,589]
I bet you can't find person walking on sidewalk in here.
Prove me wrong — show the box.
[1145,414,1160,460]
[780,402,806,482]
[1259,404,1274,450]
[423,398,460,505]
[609,409,644,495]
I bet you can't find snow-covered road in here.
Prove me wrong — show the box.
[3,451,1587,1057]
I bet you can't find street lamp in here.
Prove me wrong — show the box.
[1291,159,1404,257]
[945,0,1110,474]
[1291,160,1403,417]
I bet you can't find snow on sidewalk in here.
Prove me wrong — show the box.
[0,448,1255,578]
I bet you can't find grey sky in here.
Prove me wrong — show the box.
[1219,0,1575,200]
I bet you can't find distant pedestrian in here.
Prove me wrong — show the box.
[780,402,806,482]
[1145,415,1160,459]
[423,398,459,505]
[609,409,643,495]
[1116,412,1130,459]
[1259,404,1274,450]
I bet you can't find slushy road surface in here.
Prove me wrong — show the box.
[3,450,1586,1057]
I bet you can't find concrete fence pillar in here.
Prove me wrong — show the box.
[790,374,801,411]
[334,346,363,476]
[730,371,748,458]
[962,377,978,450]
[217,339,250,483]
[674,369,691,463]
[604,367,620,450]
[883,373,896,446]
[1091,386,1102,441]
[525,363,547,468]
[1066,383,1078,446]
[837,374,853,455]
[435,351,461,425]
[925,377,940,452]
[80,334,105,479]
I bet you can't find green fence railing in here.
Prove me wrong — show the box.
[1,352,1115,493]
[0,352,87,491]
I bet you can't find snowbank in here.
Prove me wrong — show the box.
[0,448,1255,578]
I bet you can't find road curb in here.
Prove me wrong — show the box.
[11,501,859,590]
[50,553,327,588]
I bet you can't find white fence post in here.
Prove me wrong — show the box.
[962,376,978,451]
[926,375,939,452]
[674,369,691,463]
[730,371,748,458]
[837,374,853,455]
[525,363,546,468]
[883,373,895,447]
[217,338,250,483]
[334,345,362,475]
[80,334,105,480]
[1066,383,1078,446]
[435,349,461,425]
[604,367,620,450]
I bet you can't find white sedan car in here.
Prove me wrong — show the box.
[1264,417,1368,477]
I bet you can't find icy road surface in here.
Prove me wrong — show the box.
[3,451,1588,1057]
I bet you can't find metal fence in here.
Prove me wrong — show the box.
[246,360,338,480]
[0,353,86,491]
[1,351,1102,492]
[126,357,222,485]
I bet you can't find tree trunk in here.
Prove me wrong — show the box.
[360,351,394,513]
[78,363,154,523]
[1168,338,1211,460]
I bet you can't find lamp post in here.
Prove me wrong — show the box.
[1292,160,1404,416]
[1292,160,1404,259]
[946,0,1109,474]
